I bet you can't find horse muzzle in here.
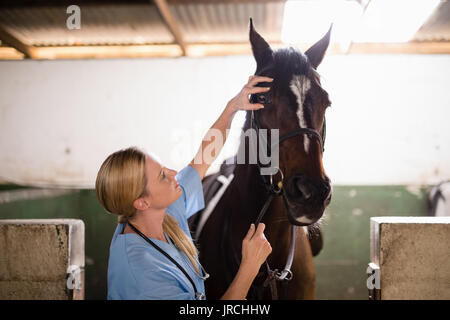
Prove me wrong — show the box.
[283,174,332,226]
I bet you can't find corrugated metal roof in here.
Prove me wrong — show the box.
[0,4,174,46]
[170,1,284,43]
[0,1,285,47]
[0,0,448,59]
[413,0,450,41]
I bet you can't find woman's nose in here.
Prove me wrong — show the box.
[167,169,177,177]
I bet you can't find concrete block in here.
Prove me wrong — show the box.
[370,217,450,300]
[0,219,84,300]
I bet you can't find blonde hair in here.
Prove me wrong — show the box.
[95,146,199,274]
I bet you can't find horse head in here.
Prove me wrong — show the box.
[248,19,332,226]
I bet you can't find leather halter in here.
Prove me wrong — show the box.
[242,81,327,299]
[249,86,326,202]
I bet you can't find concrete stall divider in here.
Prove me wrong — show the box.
[0,219,85,300]
[369,216,450,300]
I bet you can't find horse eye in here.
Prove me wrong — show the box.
[258,95,266,103]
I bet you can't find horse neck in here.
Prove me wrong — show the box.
[232,163,267,219]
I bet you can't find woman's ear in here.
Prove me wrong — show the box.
[133,197,150,211]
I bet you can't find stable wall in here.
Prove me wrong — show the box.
[0,54,449,187]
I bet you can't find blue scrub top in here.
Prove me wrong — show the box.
[107,165,206,300]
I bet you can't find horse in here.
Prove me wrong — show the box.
[428,181,450,217]
[189,20,333,300]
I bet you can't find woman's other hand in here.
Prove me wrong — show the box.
[241,223,272,275]
[220,223,272,300]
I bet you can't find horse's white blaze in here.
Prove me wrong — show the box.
[289,75,311,153]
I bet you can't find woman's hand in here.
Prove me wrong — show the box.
[241,223,272,275]
[226,75,273,113]
[220,223,272,300]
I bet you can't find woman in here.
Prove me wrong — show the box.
[96,76,273,300]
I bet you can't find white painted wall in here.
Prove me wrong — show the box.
[0,54,449,188]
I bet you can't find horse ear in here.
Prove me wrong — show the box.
[305,24,332,69]
[249,18,274,74]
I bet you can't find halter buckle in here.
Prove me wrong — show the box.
[269,167,284,194]
[276,269,293,281]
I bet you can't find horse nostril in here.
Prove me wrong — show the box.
[289,176,313,202]
[288,175,331,205]
[296,180,312,200]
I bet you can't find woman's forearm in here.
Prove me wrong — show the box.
[204,103,236,159]
[220,263,258,300]
[189,103,237,179]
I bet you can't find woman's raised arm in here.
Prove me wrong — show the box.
[188,76,273,180]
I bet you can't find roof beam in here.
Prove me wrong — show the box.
[153,0,187,56]
[0,46,25,60]
[348,42,450,55]
[29,44,183,59]
[1,42,449,60]
[0,26,35,58]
